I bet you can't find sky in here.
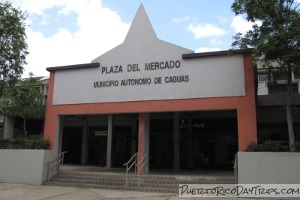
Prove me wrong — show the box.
[6,0,276,77]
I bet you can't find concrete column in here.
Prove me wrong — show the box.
[173,113,180,170]
[3,116,15,138]
[55,116,64,171]
[137,113,150,175]
[237,53,257,151]
[130,120,137,156]
[57,116,64,154]
[237,107,257,151]
[81,118,88,164]
[106,114,113,168]
[188,117,194,168]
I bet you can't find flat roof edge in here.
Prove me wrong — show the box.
[182,49,253,59]
[46,62,100,72]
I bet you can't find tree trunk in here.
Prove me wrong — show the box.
[286,67,296,152]
[23,117,28,139]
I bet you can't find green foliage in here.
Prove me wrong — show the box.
[0,75,46,119]
[231,0,300,152]
[246,140,300,152]
[231,0,300,68]
[0,138,50,149]
[0,75,46,137]
[0,1,28,92]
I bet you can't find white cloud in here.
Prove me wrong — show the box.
[217,16,229,23]
[195,47,221,53]
[230,15,261,34]
[11,0,130,76]
[171,15,199,24]
[209,38,223,46]
[11,0,67,15]
[188,23,226,39]
[172,16,191,24]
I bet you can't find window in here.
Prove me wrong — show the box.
[258,75,268,82]
[268,83,298,94]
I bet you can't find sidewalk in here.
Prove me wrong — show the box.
[0,183,295,200]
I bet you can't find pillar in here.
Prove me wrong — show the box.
[81,118,88,164]
[173,112,180,170]
[237,53,257,151]
[57,116,64,155]
[130,119,137,156]
[55,116,63,171]
[187,117,194,168]
[106,114,113,168]
[137,113,150,175]
[43,71,58,150]
[237,106,257,151]
[3,116,15,138]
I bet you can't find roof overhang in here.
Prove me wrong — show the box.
[46,62,100,72]
[182,49,253,59]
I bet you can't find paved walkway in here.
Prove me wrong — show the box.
[1,183,297,200]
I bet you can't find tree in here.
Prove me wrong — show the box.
[0,1,28,92]
[231,0,300,151]
[0,74,46,138]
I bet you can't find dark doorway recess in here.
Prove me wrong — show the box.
[62,127,82,164]
[149,110,238,171]
[88,126,107,166]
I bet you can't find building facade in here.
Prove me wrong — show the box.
[43,5,258,172]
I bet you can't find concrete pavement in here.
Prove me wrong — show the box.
[0,183,296,200]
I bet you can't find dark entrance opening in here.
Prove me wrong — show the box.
[179,111,238,170]
[112,114,138,168]
[61,114,138,167]
[62,126,82,164]
[149,110,238,170]
[88,126,107,166]
[112,126,132,167]
[149,113,174,169]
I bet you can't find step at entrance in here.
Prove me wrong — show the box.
[45,171,235,193]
